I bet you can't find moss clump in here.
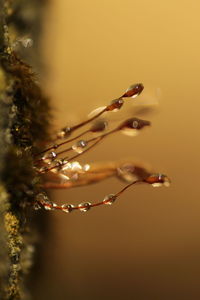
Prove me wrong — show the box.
[0,2,50,298]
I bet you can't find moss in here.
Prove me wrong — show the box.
[0,1,50,298]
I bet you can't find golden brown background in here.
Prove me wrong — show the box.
[35,1,200,299]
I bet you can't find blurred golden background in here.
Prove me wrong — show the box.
[35,1,200,299]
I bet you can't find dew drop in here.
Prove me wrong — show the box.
[72,140,88,153]
[61,204,74,213]
[43,200,54,210]
[145,174,170,187]
[36,192,48,201]
[107,99,124,112]
[20,37,33,48]
[122,83,144,98]
[55,159,66,171]
[83,164,90,172]
[78,202,92,212]
[42,151,57,164]
[62,162,71,171]
[33,202,41,210]
[52,203,58,209]
[103,194,117,205]
[57,127,72,139]
[71,161,83,172]
[38,166,48,173]
[59,173,70,181]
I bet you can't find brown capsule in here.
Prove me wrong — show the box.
[106,99,124,111]
[90,120,108,132]
[144,174,170,187]
[118,117,151,130]
[121,83,144,98]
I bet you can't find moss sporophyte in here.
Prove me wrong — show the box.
[33,83,170,213]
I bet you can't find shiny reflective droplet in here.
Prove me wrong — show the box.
[52,203,58,209]
[83,164,90,172]
[71,161,82,172]
[122,83,144,98]
[90,120,108,132]
[19,37,33,48]
[72,140,88,153]
[59,173,70,181]
[103,194,117,205]
[38,166,48,173]
[50,151,57,159]
[57,127,72,139]
[55,159,65,170]
[106,99,124,112]
[43,200,54,210]
[145,174,170,187]
[78,202,92,212]
[57,130,66,139]
[36,192,48,201]
[132,120,139,128]
[33,202,41,210]
[42,151,57,164]
[53,144,58,149]
[62,162,71,171]
[61,204,74,213]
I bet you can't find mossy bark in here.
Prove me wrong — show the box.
[0,1,50,299]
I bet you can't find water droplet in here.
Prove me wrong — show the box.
[57,127,72,139]
[145,174,170,187]
[103,194,117,205]
[107,99,124,112]
[52,203,58,209]
[57,130,65,139]
[38,166,48,173]
[36,192,48,201]
[62,162,72,171]
[33,202,41,210]
[53,144,58,149]
[72,140,88,153]
[59,173,70,181]
[78,202,92,212]
[122,83,144,98]
[55,159,65,170]
[43,200,54,210]
[50,151,57,158]
[61,204,74,213]
[71,161,82,172]
[83,164,90,172]
[22,37,33,48]
[42,151,57,164]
